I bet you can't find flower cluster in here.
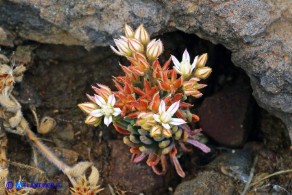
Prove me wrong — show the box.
[79,24,212,177]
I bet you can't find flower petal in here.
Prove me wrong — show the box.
[171,55,181,68]
[167,101,180,116]
[110,45,123,56]
[191,56,198,71]
[162,123,170,130]
[159,100,166,114]
[182,49,190,63]
[108,115,113,125]
[170,118,186,125]
[104,115,112,127]
[113,108,122,116]
[173,66,181,74]
[108,94,116,106]
[90,109,104,117]
[94,95,106,107]
[153,114,161,123]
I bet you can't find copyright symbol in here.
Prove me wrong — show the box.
[5,181,13,189]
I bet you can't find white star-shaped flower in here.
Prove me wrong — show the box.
[153,100,186,130]
[90,94,121,126]
[171,49,198,78]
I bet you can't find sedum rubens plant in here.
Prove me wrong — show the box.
[79,24,212,177]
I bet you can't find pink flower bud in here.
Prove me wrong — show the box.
[162,128,172,138]
[128,38,144,52]
[84,115,101,125]
[150,125,162,138]
[195,67,212,79]
[146,39,163,60]
[78,102,98,114]
[110,37,132,56]
[125,24,134,38]
[137,112,156,130]
[134,24,150,45]
[197,53,208,68]
[182,78,207,98]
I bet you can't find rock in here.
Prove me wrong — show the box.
[15,45,35,65]
[198,86,253,147]
[35,45,88,61]
[0,27,14,46]
[28,45,118,110]
[107,140,177,195]
[174,171,235,195]
[17,79,42,106]
[0,0,291,142]
[259,111,291,150]
[0,1,80,46]
[54,123,75,142]
[208,149,254,183]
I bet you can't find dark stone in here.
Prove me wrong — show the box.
[107,140,178,195]
[199,85,253,147]
[35,45,88,61]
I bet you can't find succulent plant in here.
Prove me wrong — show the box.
[79,24,212,177]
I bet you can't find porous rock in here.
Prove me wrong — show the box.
[174,171,235,195]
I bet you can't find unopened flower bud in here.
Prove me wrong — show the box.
[134,24,150,45]
[146,39,163,60]
[92,83,112,101]
[197,53,208,68]
[136,112,156,130]
[162,128,172,138]
[110,37,132,56]
[182,78,207,98]
[125,24,134,38]
[78,102,98,114]
[195,67,212,79]
[150,125,162,138]
[128,38,144,52]
[85,115,101,126]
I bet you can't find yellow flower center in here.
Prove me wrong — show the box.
[160,112,172,124]
[102,104,114,116]
[180,60,191,77]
